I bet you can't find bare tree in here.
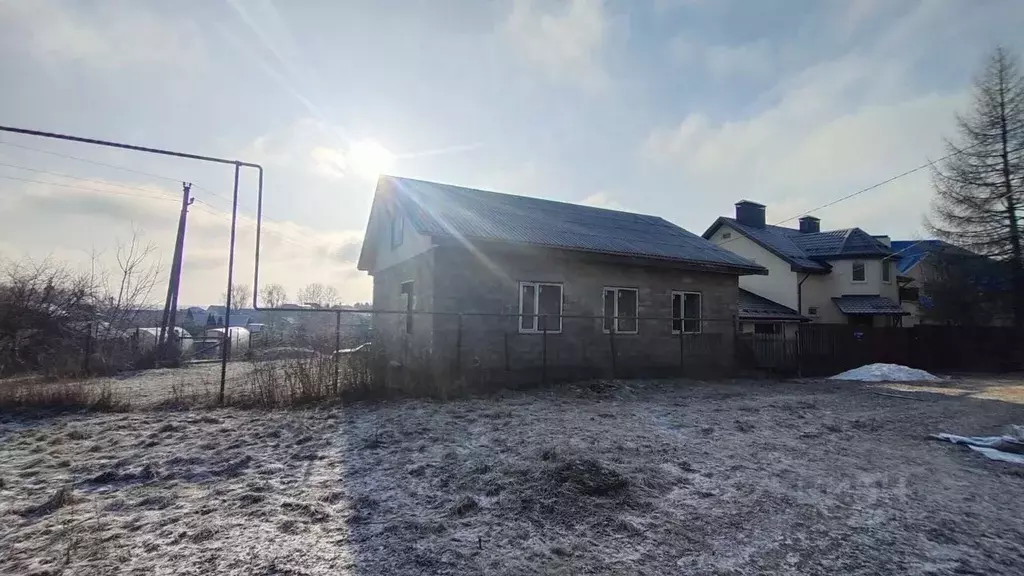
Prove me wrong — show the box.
[0,257,92,375]
[296,283,338,307]
[929,46,1024,331]
[260,283,288,308]
[98,230,162,331]
[222,284,253,311]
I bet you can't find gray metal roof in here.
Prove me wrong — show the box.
[384,176,766,274]
[738,289,807,321]
[832,295,906,316]
[704,218,895,272]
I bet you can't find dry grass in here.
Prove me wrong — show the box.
[0,380,129,412]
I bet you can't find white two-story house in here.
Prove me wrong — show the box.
[704,201,905,329]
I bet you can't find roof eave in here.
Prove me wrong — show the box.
[435,235,768,276]
[712,218,817,272]
[739,313,810,322]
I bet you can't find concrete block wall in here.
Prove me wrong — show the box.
[371,249,436,364]
[429,244,739,377]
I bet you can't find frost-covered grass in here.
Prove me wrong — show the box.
[2,377,1024,575]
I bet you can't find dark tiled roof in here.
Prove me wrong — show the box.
[704,218,895,272]
[832,295,906,316]
[792,228,891,258]
[889,240,978,275]
[383,176,766,274]
[738,289,806,321]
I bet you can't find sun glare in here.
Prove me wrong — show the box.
[348,139,395,180]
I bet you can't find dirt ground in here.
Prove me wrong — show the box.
[2,375,1024,575]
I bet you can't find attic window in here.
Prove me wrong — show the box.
[390,213,404,249]
[721,232,732,239]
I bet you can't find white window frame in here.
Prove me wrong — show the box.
[672,291,703,334]
[851,260,866,283]
[518,281,563,334]
[603,286,639,334]
[881,259,891,284]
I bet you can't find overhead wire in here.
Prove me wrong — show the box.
[0,160,182,200]
[0,135,302,239]
[0,174,181,203]
[714,143,985,250]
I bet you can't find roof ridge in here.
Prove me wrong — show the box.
[840,228,855,253]
[386,175,663,220]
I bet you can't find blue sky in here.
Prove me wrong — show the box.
[0,0,1021,304]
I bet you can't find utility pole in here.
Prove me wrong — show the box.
[157,182,194,358]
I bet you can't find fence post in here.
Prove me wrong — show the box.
[609,322,617,379]
[333,310,341,394]
[796,324,804,378]
[454,313,463,381]
[541,316,548,386]
[678,325,684,375]
[504,330,510,372]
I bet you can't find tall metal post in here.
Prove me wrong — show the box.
[219,163,241,405]
[541,318,548,386]
[334,310,341,393]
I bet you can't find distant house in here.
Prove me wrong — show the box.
[704,201,905,328]
[891,240,1011,327]
[356,176,766,375]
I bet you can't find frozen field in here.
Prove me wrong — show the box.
[2,375,1024,575]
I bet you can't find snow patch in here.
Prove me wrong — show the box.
[829,363,941,382]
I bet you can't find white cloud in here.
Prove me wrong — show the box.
[580,191,627,212]
[0,178,369,306]
[642,0,978,240]
[0,0,205,71]
[504,0,609,88]
[670,37,776,81]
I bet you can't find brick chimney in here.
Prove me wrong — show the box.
[798,215,820,233]
[735,200,766,229]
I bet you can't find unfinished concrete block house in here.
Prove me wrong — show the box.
[357,176,766,380]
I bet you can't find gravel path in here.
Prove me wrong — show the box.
[2,377,1024,575]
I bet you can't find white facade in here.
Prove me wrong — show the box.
[707,227,799,310]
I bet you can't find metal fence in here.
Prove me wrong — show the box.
[734,323,1023,376]
[336,311,738,395]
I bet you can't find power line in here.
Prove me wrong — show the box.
[0,137,187,184]
[0,173,181,203]
[1,142,328,252]
[0,135,266,217]
[714,144,981,250]
[0,160,181,199]
[0,133,335,248]
[190,199,325,251]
